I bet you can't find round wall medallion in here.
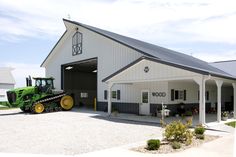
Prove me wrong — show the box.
[144,66,149,73]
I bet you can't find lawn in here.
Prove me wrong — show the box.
[0,101,12,110]
[225,121,236,128]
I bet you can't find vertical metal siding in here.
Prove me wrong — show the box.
[44,26,142,103]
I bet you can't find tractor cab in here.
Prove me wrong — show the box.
[33,77,54,94]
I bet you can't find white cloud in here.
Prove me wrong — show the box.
[0,0,236,62]
[2,63,45,88]
[0,0,236,44]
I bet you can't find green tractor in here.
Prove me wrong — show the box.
[6,77,74,114]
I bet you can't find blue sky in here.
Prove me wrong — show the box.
[0,0,236,87]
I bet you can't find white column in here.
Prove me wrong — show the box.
[107,82,113,115]
[215,80,223,122]
[199,81,203,124]
[202,78,206,124]
[232,83,236,118]
[194,77,206,124]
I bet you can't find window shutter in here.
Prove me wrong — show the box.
[171,89,174,101]
[184,90,186,101]
[117,90,120,100]
[206,91,209,101]
[104,90,107,100]
[198,91,199,100]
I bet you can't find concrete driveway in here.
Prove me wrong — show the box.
[0,108,162,155]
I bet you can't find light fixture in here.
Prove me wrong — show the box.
[65,66,73,70]
[92,69,97,73]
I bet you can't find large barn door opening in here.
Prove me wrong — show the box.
[62,58,97,109]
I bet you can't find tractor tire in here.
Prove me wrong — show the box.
[31,103,45,114]
[60,95,74,111]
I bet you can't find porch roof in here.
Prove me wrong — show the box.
[103,56,236,83]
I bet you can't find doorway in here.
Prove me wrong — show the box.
[140,90,150,115]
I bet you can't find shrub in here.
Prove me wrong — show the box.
[185,111,193,116]
[196,134,205,140]
[185,130,193,145]
[171,141,181,149]
[164,121,193,145]
[146,139,161,150]
[222,111,228,117]
[194,126,205,135]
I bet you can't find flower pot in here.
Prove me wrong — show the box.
[222,116,228,121]
[185,116,193,123]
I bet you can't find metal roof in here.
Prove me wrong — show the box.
[43,19,236,80]
[0,67,15,85]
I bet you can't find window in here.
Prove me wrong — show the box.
[112,91,117,99]
[175,90,179,99]
[80,92,88,98]
[0,95,5,98]
[41,80,46,86]
[104,90,107,100]
[171,89,186,101]
[117,90,120,100]
[72,31,82,56]
[142,92,149,103]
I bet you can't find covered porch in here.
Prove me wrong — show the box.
[109,112,236,127]
[103,57,236,125]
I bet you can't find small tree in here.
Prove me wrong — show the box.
[164,120,193,145]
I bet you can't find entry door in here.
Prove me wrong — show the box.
[140,90,150,115]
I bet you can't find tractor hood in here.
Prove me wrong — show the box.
[7,86,37,107]
[9,86,35,92]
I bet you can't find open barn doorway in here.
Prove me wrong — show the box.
[61,58,97,109]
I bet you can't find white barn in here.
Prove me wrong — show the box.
[41,19,236,125]
[0,67,15,102]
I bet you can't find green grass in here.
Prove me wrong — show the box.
[225,121,236,128]
[0,101,11,109]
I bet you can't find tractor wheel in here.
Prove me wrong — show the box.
[60,95,74,111]
[32,103,45,114]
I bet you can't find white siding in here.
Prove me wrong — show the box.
[0,84,14,102]
[45,25,142,102]
[168,81,217,104]
[111,81,168,104]
[108,59,200,83]
[135,81,168,104]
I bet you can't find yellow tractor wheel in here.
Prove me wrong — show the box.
[33,103,45,114]
[60,95,74,111]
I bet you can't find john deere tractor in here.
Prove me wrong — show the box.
[6,77,74,114]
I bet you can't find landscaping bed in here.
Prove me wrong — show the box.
[132,134,219,154]
[132,119,220,154]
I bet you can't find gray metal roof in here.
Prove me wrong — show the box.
[60,19,236,80]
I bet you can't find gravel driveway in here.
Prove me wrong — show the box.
[0,108,162,155]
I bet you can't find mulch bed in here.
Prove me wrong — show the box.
[132,135,219,154]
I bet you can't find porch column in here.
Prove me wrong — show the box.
[233,83,236,118]
[194,77,206,124]
[201,78,206,124]
[215,80,223,122]
[107,82,114,115]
